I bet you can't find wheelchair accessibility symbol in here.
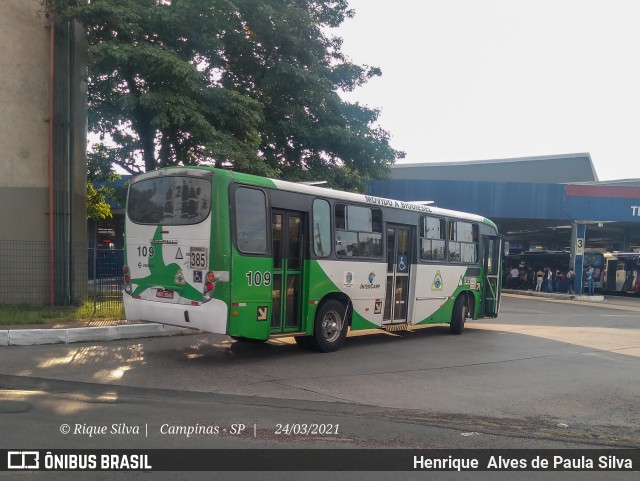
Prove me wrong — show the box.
[397,255,408,273]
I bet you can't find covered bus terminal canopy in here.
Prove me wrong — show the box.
[367,153,640,293]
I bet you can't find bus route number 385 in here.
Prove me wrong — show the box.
[189,247,208,269]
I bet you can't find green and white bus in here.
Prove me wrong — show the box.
[123,166,504,352]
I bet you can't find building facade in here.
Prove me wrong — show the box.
[369,154,640,253]
[0,0,87,305]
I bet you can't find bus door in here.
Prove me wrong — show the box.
[384,224,412,325]
[483,235,503,317]
[271,210,305,334]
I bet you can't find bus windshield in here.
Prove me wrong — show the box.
[127,176,211,225]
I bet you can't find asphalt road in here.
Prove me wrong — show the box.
[0,294,638,479]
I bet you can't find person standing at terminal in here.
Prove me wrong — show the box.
[509,266,519,289]
[566,267,575,294]
[527,266,535,290]
[535,268,544,291]
[546,268,554,293]
[586,265,595,295]
[554,269,563,292]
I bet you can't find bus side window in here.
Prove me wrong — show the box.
[335,204,346,229]
[312,199,331,257]
[449,221,478,263]
[420,216,446,261]
[334,204,382,258]
[235,187,267,254]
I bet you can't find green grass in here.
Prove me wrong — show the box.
[0,301,124,326]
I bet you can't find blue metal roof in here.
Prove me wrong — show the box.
[368,179,568,220]
[368,179,640,223]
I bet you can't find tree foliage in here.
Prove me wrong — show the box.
[45,0,404,192]
[86,147,123,220]
[86,181,113,220]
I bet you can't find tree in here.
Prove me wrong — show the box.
[45,0,404,192]
[226,0,402,190]
[86,181,113,220]
[86,146,122,220]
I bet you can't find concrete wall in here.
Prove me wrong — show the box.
[0,0,51,241]
[0,0,88,305]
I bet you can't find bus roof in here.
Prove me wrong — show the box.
[132,166,498,231]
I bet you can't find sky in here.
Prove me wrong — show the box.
[335,0,640,181]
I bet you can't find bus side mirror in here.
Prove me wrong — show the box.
[503,241,510,256]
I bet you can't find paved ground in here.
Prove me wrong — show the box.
[0,294,638,479]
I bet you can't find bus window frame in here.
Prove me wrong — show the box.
[334,202,383,260]
[448,220,480,265]
[312,198,332,258]
[419,215,448,263]
[231,184,270,256]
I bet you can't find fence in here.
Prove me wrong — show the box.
[0,241,124,324]
[88,246,125,309]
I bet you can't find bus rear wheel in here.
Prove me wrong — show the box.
[312,300,348,352]
[450,296,468,335]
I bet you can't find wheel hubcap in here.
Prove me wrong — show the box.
[321,310,342,342]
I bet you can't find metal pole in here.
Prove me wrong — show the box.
[48,14,56,306]
[68,20,76,304]
[572,223,587,294]
[93,234,97,312]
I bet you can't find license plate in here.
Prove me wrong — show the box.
[156,289,174,299]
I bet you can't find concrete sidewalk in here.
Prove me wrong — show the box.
[503,289,605,302]
[0,320,197,347]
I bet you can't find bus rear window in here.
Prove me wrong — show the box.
[127,176,212,225]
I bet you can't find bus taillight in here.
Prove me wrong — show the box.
[123,265,132,294]
[202,272,215,302]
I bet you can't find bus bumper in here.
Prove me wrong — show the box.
[123,293,228,334]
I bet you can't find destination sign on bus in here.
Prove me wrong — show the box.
[364,195,432,213]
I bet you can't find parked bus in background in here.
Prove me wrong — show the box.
[122,167,504,352]
[603,252,640,295]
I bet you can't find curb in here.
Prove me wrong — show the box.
[503,290,605,302]
[0,324,197,347]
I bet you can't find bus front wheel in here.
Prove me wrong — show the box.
[450,296,468,335]
[312,300,348,352]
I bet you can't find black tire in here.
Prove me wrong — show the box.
[450,296,468,335]
[312,300,348,352]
